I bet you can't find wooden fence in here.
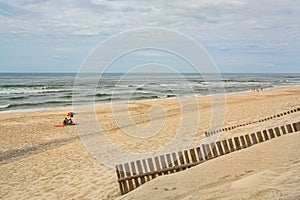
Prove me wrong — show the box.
[205,107,300,137]
[116,121,300,195]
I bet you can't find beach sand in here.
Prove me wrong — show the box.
[0,86,299,199]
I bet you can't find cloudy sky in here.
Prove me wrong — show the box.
[0,0,299,73]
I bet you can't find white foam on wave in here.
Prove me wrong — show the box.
[0,104,10,109]
[0,87,63,94]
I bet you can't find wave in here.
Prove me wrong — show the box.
[166,94,177,98]
[0,104,10,109]
[8,101,73,109]
[0,84,46,88]
[0,88,71,95]
[129,95,160,101]
[96,97,123,102]
[95,93,112,97]
[60,95,73,99]
[8,96,27,100]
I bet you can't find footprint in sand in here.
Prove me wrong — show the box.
[163,187,177,191]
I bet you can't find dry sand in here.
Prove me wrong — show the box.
[120,133,300,200]
[0,86,299,199]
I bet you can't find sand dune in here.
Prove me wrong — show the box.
[120,133,300,200]
[0,86,299,199]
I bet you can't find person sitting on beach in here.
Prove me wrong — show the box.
[63,117,68,125]
[68,118,75,125]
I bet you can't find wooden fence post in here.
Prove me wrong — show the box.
[116,165,125,195]
[118,164,128,194]
[124,163,134,192]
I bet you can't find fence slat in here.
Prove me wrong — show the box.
[251,133,258,144]
[142,159,150,181]
[234,137,241,150]
[178,151,185,165]
[228,138,235,152]
[160,155,168,175]
[256,131,264,142]
[196,147,204,161]
[206,144,213,159]
[154,156,162,176]
[178,151,186,170]
[131,162,139,188]
[216,141,224,155]
[172,152,180,172]
[281,126,287,135]
[274,127,281,137]
[189,148,198,163]
[202,144,208,159]
[222,140,230,154]
[263,130,269,140]
[286,124,293,133]
[136,160,145,184]
[184,150,191,164]
[240,135,247,148]
[124,163,134,191]
[165,154,174,173]
[293,122,300,132]
[245,134,252,146]
[210,143,218,157]
[116,165,124,195]
[118,164,128,194]
[268,128,275,138]
[147,158,156,179]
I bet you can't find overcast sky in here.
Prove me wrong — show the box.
[0,0,299,73]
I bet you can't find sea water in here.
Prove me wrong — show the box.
[0,73,299,113]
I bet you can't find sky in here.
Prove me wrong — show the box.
[0,0,299,73]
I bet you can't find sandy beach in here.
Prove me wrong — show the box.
[0,86,300,199]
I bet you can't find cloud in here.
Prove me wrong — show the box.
[0,0,299,72]
[1,0,299,41]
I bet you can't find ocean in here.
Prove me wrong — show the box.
[0,73,299,113]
